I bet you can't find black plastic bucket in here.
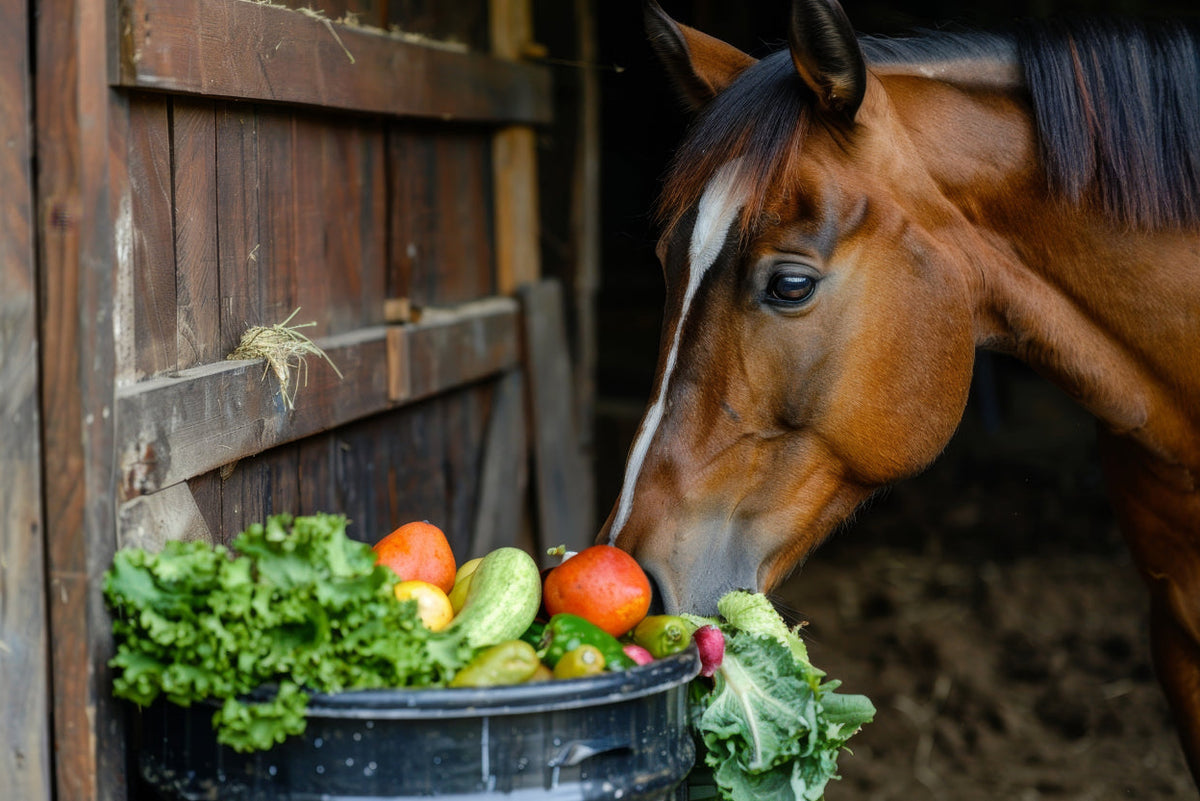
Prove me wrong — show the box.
[136,646,700,801]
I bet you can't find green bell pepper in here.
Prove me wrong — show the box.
[538,613,636,671]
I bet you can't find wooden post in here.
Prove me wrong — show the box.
[36,0,128,794]
[0,0,51,793]
[491,0,542,294]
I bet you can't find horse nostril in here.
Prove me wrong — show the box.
[643,569,667,616]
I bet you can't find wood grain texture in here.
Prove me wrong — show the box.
[0,0,50,789]
[519,280,593,554]
[388,127,495,307]
[440,383,492,556]
[491,0,540,294]
[124,97,177,381]
[293,114,387,336]
[118,0,552,124]
[216,103,266,355]
[117,299,520,499]
[387,297,520,402]
[470,369,529,558]
[117,325,388,500]
[36,0,129,791]
[172,99,222,369]
[117,482,213,551]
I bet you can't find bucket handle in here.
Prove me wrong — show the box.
[547,735,632,768]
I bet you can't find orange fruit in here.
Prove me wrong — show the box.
[373,521,456,594]
[542,545,652,637]
[393,580,455,632]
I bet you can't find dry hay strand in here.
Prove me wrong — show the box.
[226,308,343,410]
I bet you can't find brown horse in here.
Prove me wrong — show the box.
[600,0,1200,782]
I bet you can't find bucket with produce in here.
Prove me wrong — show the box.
[105,513,873,800]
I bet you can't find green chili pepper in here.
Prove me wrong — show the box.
[538,613,636,671]
[632,615,693,659]
[552,645,606,679]
[449,640,541,687]
[519,620,547,649]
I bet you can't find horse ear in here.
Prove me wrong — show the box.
[645,0,757,111]
[788,0,866,121]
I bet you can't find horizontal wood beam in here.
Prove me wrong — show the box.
[115,297,520,499]
[116,0,552,124]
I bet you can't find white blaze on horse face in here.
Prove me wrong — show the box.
[609,159,748,545]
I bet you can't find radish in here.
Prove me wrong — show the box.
[694,625,725,677]
[623,643,655,666]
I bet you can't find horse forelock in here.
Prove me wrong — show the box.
[658,51,813,247]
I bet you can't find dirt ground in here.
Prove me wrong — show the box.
[769,359,1196,800]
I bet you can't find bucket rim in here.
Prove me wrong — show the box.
[299,643,700,719]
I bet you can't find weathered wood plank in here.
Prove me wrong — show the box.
[388,128,495,307]
[220,445,302,543]
[293,114,387,335]
[215,102,265,355]
[117,482,213,551]
[187,470,224,543]
[519,280,593,553]
[491,0,541,294]
[172,99,222,369]
[329,405,450,545]
[117,298,520,498]
[117,0,552,124]
[125,97,177,381]
[387,0,489,52]
[118,326,385,500]
[470,369,529,558]
[36,0,128,791]
[0,0,50,789]
[388,297,521,402]
[440,383,492,556]
[257,107,299,326]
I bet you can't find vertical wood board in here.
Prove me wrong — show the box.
[36,0,129,790]
[172,98,222,369]
[519,280,593,554]
[491,0,540,294]
[470,369,529,558]
[124,97,177,382]
[293,114,388,336]
[0,0,51,790]
[388,127,495,307]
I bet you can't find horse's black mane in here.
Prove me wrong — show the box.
[660,17,1200,232]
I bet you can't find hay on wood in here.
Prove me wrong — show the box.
[226,309,342,410]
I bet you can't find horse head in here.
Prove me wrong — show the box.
[599,0,1019,614]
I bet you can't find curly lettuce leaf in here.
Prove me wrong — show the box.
[104,513,474,752]
[691,592,875,801]
[717,590,816,668]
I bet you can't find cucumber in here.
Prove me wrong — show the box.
[445,546,542,648]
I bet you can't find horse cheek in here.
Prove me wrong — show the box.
[824,310,975,486]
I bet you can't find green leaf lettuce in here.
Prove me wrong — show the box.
[690,591,875,801]
[104,513,474,752]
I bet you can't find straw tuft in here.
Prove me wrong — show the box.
[226,309,343,410]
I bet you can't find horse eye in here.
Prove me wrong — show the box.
[767,272,817,305]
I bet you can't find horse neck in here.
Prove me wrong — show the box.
[882,69,1200,470]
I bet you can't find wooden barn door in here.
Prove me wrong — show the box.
[30,0,595,798]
